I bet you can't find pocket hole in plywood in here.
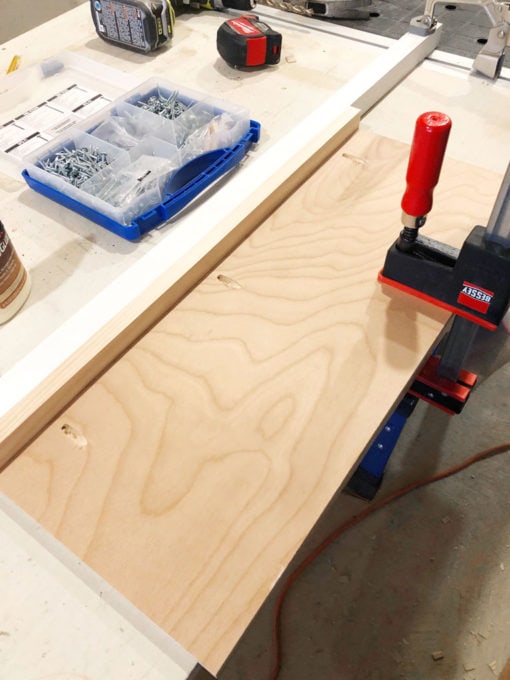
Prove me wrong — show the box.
[61,423,88,448]
[342,153,367,165]
[217,274,242,290]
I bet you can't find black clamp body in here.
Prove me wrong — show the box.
[380,225,510,330]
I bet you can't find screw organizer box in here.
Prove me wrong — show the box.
[21,76,260,241]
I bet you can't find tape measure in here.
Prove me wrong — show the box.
[216,14,282,68]
[90,0,175,53]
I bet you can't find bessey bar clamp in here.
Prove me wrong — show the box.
[379,112,510,412]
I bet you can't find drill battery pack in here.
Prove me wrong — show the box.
[90,0,175,53]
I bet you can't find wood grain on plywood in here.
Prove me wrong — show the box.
[0,128,500,673]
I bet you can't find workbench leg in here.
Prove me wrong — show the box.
[345,394,419,500]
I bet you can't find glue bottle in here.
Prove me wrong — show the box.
[0,220,31,324]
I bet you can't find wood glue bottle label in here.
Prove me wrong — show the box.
[0,221,31,324]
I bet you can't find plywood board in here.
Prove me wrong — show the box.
[0,127,501,674]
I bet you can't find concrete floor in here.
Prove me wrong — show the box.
[0,0,86,43]
[2,1,510,679]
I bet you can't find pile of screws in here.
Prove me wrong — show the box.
[137,92,189,120]
[41,147,111,187]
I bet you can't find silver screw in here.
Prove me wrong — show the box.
[40,145,112,187]
[137,91,189,119]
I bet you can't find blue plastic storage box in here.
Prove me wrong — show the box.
[22,76,261,241]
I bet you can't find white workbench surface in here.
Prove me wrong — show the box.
[1,4,509,439]
[0,493,196,679]
[0,5,509,678]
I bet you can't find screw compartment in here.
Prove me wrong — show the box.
[23,77,260,240]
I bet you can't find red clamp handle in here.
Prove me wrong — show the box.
[401,112,452,218]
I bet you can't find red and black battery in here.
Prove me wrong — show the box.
[216,14,282,67]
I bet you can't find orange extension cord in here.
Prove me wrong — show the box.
[269,442,510,680]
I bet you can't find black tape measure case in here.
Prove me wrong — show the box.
[217,15,282,67]
[91,0,175,53]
